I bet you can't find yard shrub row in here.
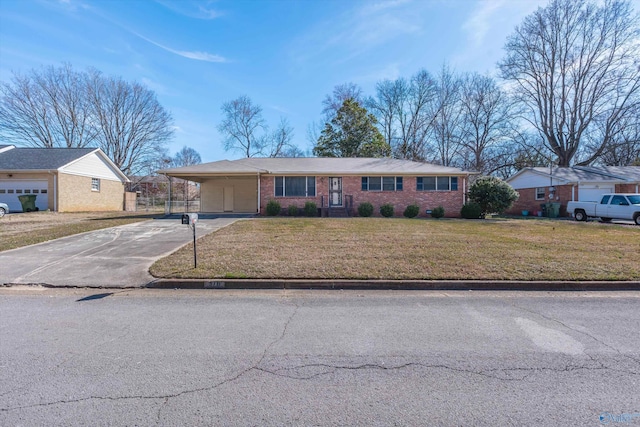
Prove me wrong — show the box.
[266,200,318,217]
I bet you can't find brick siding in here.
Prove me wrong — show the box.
[57,173,124,212]
[260,175,467,217]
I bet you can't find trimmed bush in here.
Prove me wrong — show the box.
[288,205,299,216]
[461,202,483,219]
[304,201,317,217]
[358,202,374,217]
[380,203,394,218]
[266,199,281,216]
[403,203,420,218]
[468,175,519,216]
[431,206,445,218]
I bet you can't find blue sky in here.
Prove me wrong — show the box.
[0,0,554,162]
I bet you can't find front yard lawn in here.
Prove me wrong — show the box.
[150,218,640,281]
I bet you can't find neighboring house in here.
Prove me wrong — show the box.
[0,145,129,212]
[159,157,475,217]
[506,166,640,217]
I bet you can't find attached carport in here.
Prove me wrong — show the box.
[160,161,264,214]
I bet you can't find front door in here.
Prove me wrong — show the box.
[223,186,234,212]
[329,177,342,207]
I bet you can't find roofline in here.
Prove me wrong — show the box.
[60,148,130,183]
[160,171,477,178]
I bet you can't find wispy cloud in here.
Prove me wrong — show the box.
[289,0,424,65]
[154,0,223,20]
[131,30,227,63]
[452,0,548,70]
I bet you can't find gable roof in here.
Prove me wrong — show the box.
[507,166,640,186]
[0,147,96,170]
[0,146,129,182]
[160,157,474,177]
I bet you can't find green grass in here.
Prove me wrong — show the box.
[150,218,640,281]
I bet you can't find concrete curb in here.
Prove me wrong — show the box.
[146,279,640,291]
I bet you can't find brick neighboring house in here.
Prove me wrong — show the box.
[0,144,129,212]
[159,157,476,217]
[505,166,640,217]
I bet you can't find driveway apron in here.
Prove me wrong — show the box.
[0,218,238,287]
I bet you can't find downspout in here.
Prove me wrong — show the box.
[463,175,467,205]
[52,171,57,212]
[257,172,261,214]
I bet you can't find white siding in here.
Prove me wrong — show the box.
[508,172,568,189]
[61,152,123,182]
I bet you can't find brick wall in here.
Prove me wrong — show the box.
[616,184,639,193]
[57,173,124,212]
[259,175,467,217]
[506,184,575,217]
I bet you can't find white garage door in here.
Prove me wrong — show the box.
[0,180,49,212]
[579,185,614,202]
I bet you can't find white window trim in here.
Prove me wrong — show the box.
[535,187,545,200]
[274,176,316,197]
[91,178,101,192]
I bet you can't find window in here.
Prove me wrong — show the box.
[600,195,611,205]
[91,178,100,192]
[417,176,458,191]
[0,189,5,194]
[41,189,47,194]
[361,177,403,191]
[611,195,629,206]
[535,187,545,200]
[274,176,316,197]
[16,189,22,194]
[32,189,39,194]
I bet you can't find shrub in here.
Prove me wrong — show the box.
[403,203,420,218]
[468,176,519,217]
[461,202,483,219]
[431,205,445,219]
[380,203,394,218]
[358,202,374,217]
[288,205,299,216]
[304,201,317,217]
[266,199,281,216]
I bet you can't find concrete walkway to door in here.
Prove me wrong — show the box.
[0,218,240,288]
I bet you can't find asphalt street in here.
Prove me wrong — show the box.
[0,218,239,287]
[1,289,638,426]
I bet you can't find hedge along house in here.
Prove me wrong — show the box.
[159,157,475,217]
[0,145,129,212]
[505,166,640,217]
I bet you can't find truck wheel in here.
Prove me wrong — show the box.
[0,207,5,218]
[635,214,640,226]
[575,210,587,221]
[600,217,611,222]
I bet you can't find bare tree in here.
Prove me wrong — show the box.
[322,82,364,121]
[266,118,304,157]
[595,111,640,165]
[217,95,267,157]
[367,70,439,161]
[0,64,96,148]
[458,73,519,173]
[499,0,640,166]
[431,65,465,166]
[173,146,202,167]
[87,70,174,175]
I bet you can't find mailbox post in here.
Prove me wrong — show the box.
[181,213,198,268]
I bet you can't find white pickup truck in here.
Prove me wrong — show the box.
[567,194,640,225]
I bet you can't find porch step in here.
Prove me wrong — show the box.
[326,207,350,218]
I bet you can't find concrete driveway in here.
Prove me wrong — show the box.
[0,218,239,287]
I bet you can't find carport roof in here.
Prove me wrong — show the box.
[0,146,97,170]
[160,157,474,176]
